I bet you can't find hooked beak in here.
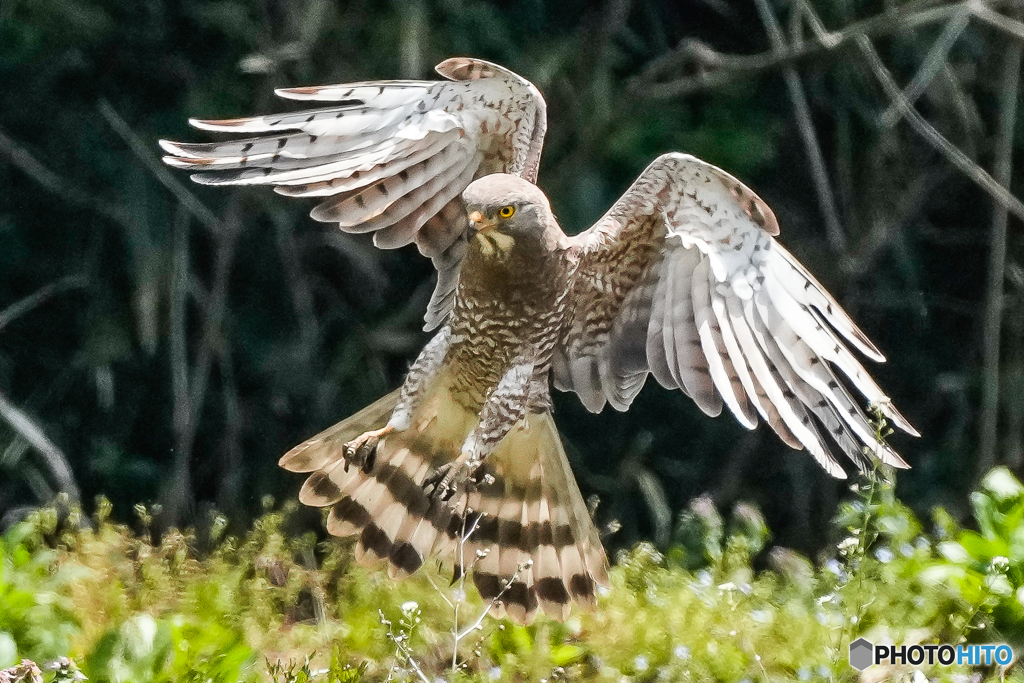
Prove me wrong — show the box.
[468,210,497,234]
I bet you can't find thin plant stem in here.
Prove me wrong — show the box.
[629,1,1005,98]
[0,275,89,334]
[97,99,222,235]
[0,389,79,502]
[977,5,1022,480]
[755,0,846,253]
[879,6,973,128]
[857,35,1024,224]
[973,1,1024,42]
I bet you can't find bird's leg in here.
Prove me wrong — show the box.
[342,327,451,473]
[425,356,535,502]
[342,425,394,472]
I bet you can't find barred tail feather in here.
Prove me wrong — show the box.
[280,379,609,624]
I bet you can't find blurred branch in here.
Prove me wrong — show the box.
[216,343,243,516]
[1006,295,1024,468]
[0,126,137,230]
[271,211,319,354]
[0,275,89,333]
[97,99,222,235]
[879,6,972,128]
[857,35,1024,224]
[629,0,987,98]
[972,2,1024,41]
[161,198,242,525]
[398,0,426,78]
[168,208,192,521]
[755,0,846,253]
[848,170,949,277]
[977,9,1021,480]
[0,389,79,502]
[94,100,244,524]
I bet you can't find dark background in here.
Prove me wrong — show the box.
[0,0,1021,557]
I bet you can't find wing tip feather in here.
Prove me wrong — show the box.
[275,86,320,100]
[189,116,251,131]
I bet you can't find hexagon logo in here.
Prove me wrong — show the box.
[849,638,874,671]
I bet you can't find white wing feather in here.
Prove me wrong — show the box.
[160,58,546,331]
[561,153,915,475]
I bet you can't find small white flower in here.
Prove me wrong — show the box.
[401,600,419,613]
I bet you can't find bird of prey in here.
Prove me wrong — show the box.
[160,57,916,624]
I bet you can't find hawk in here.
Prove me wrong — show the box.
[160,58,916,624]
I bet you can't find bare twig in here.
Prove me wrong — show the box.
[848,170,950,277]
[168,208,192,522]
[97,97,244,525]
[271,211,319,355]
[1005,294,1024,468]
[0,127,137,230]
[216,343,244,515]
[630,1,986,98]
[97,99,222,235]
[161,199,241,524]
[858,35,1024,223]
[880,6,973,128]
[455,559,531,642]
[977,7,1021,479]
[795,0,838,44]
[452,509,482,671]
[422,571,456,610]
[0,388,79,502]
[0,275,89,333]
[381,609,431,683]
[972,1,1024,42]
[392,640,431,683]
[755,0,846,253]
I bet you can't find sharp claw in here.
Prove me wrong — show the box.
[341,426,393,473]
[423,455,487,505]
[355,439,377,472]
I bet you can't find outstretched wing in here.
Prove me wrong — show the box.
[555,153,917,477]
[160,58,546,331]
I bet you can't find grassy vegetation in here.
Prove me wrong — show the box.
[3,467,1024,682]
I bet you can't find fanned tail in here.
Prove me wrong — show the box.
[279,378,609,624]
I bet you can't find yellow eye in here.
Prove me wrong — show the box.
[498,205,515,219]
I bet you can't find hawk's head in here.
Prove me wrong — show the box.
[463,174,562,255]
